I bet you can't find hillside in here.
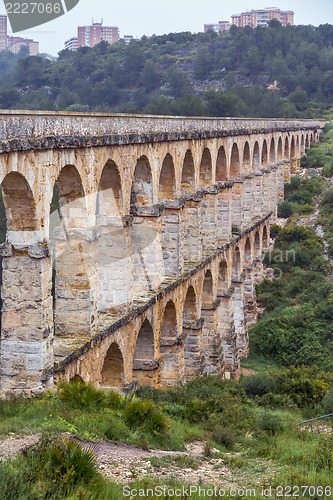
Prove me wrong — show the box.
[1,22,333,117]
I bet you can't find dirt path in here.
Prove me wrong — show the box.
[0,433,235,486]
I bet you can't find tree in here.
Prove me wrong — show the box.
[140,60,162,92]
[194,47,213,80]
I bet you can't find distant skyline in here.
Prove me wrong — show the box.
[1,0,332,55]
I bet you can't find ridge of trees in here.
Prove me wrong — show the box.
[1,22,333,117]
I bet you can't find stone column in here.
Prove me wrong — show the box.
[266,165,279,220]
[217,289,239,379]
[201,188,218,257]
[253,171,263,219]
[53,228,98,338]
[243,265,258,326]
[0,242,54,396]
[277,162,286,201]
[160,338,184,386]
[182,195,202,265]
[133,358,161,387]
[202,299,223,375]
[291,157,300,174]
[243,175,254,228]
[232,277,248,359]
[183,318,204,381]
[131,205,164,298]
[96,216,133,319]
[161,201,184,277]
[231,180,244,232]
[262,169,272,215]
[284,160,291,183]
[253,256,265,285]
[217,183,232,245]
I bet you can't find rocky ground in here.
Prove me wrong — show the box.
[0,432,279,490]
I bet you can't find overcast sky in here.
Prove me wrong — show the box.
[1,0,332,55]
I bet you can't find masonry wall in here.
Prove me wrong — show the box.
[0,112,325,396]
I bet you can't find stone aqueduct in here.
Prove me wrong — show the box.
[0,111,325,396]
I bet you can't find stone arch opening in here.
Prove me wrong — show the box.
[53,165,87,229]
[254,231,261,257]
[263,225,269,249]
[284,137,289,159]
[244,238,251,264]
[202,270,214,308]
[199,148,212,186]
[181,150,195,193]
[253,142,260,167]
[1,172,37,232]
[97,160,123,219]
[133,319,156,386]
[161,300,178,341]
[262,140,268,165]
[101,342,125,387]
[290,137,296,159]
[50,165,89,338]
[230,143,240,177]
[160,300,180,384]
[232,247,241,278]
[269,138,276,163]
[183,285,201,380]
[243,142,251,171]
[216,146,227,181]
[159,154,175,200]
[183,285,197,321]
[277,137,283,161]
[134,319,154,361]
[218,260,228,294]
[305,135,310,149]
[131,156,153,207]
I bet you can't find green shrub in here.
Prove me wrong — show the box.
[257,412,285,435]
[320,189,333,208]
[104,414,129,441]
[123,397,170,437]
[278,200,293,218]
[211,426,235,449]
[105,390,123,409]
[59,381,105,409]
[0,435,100,499]
[322,389,333,415]
[242,374,276,397]
[257,392,296,409]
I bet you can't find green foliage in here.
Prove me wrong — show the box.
[123,397,170,438]
[1,25,333,116]
[257,412,285,435]
[0,435,100,499]
[322,389,333,415]
[242,373,276,397]
[279,175,324,216]
[59,380,106,409]
[277,200,293,218]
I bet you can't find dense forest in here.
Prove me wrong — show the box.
[1,21,333,117]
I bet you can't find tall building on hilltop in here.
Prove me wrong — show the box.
[7,36,39,55]
[0,14,7,51]
[65,21,120,51]
[0,14,39,54]
[205,7,294,33]
[232,7,294,28]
